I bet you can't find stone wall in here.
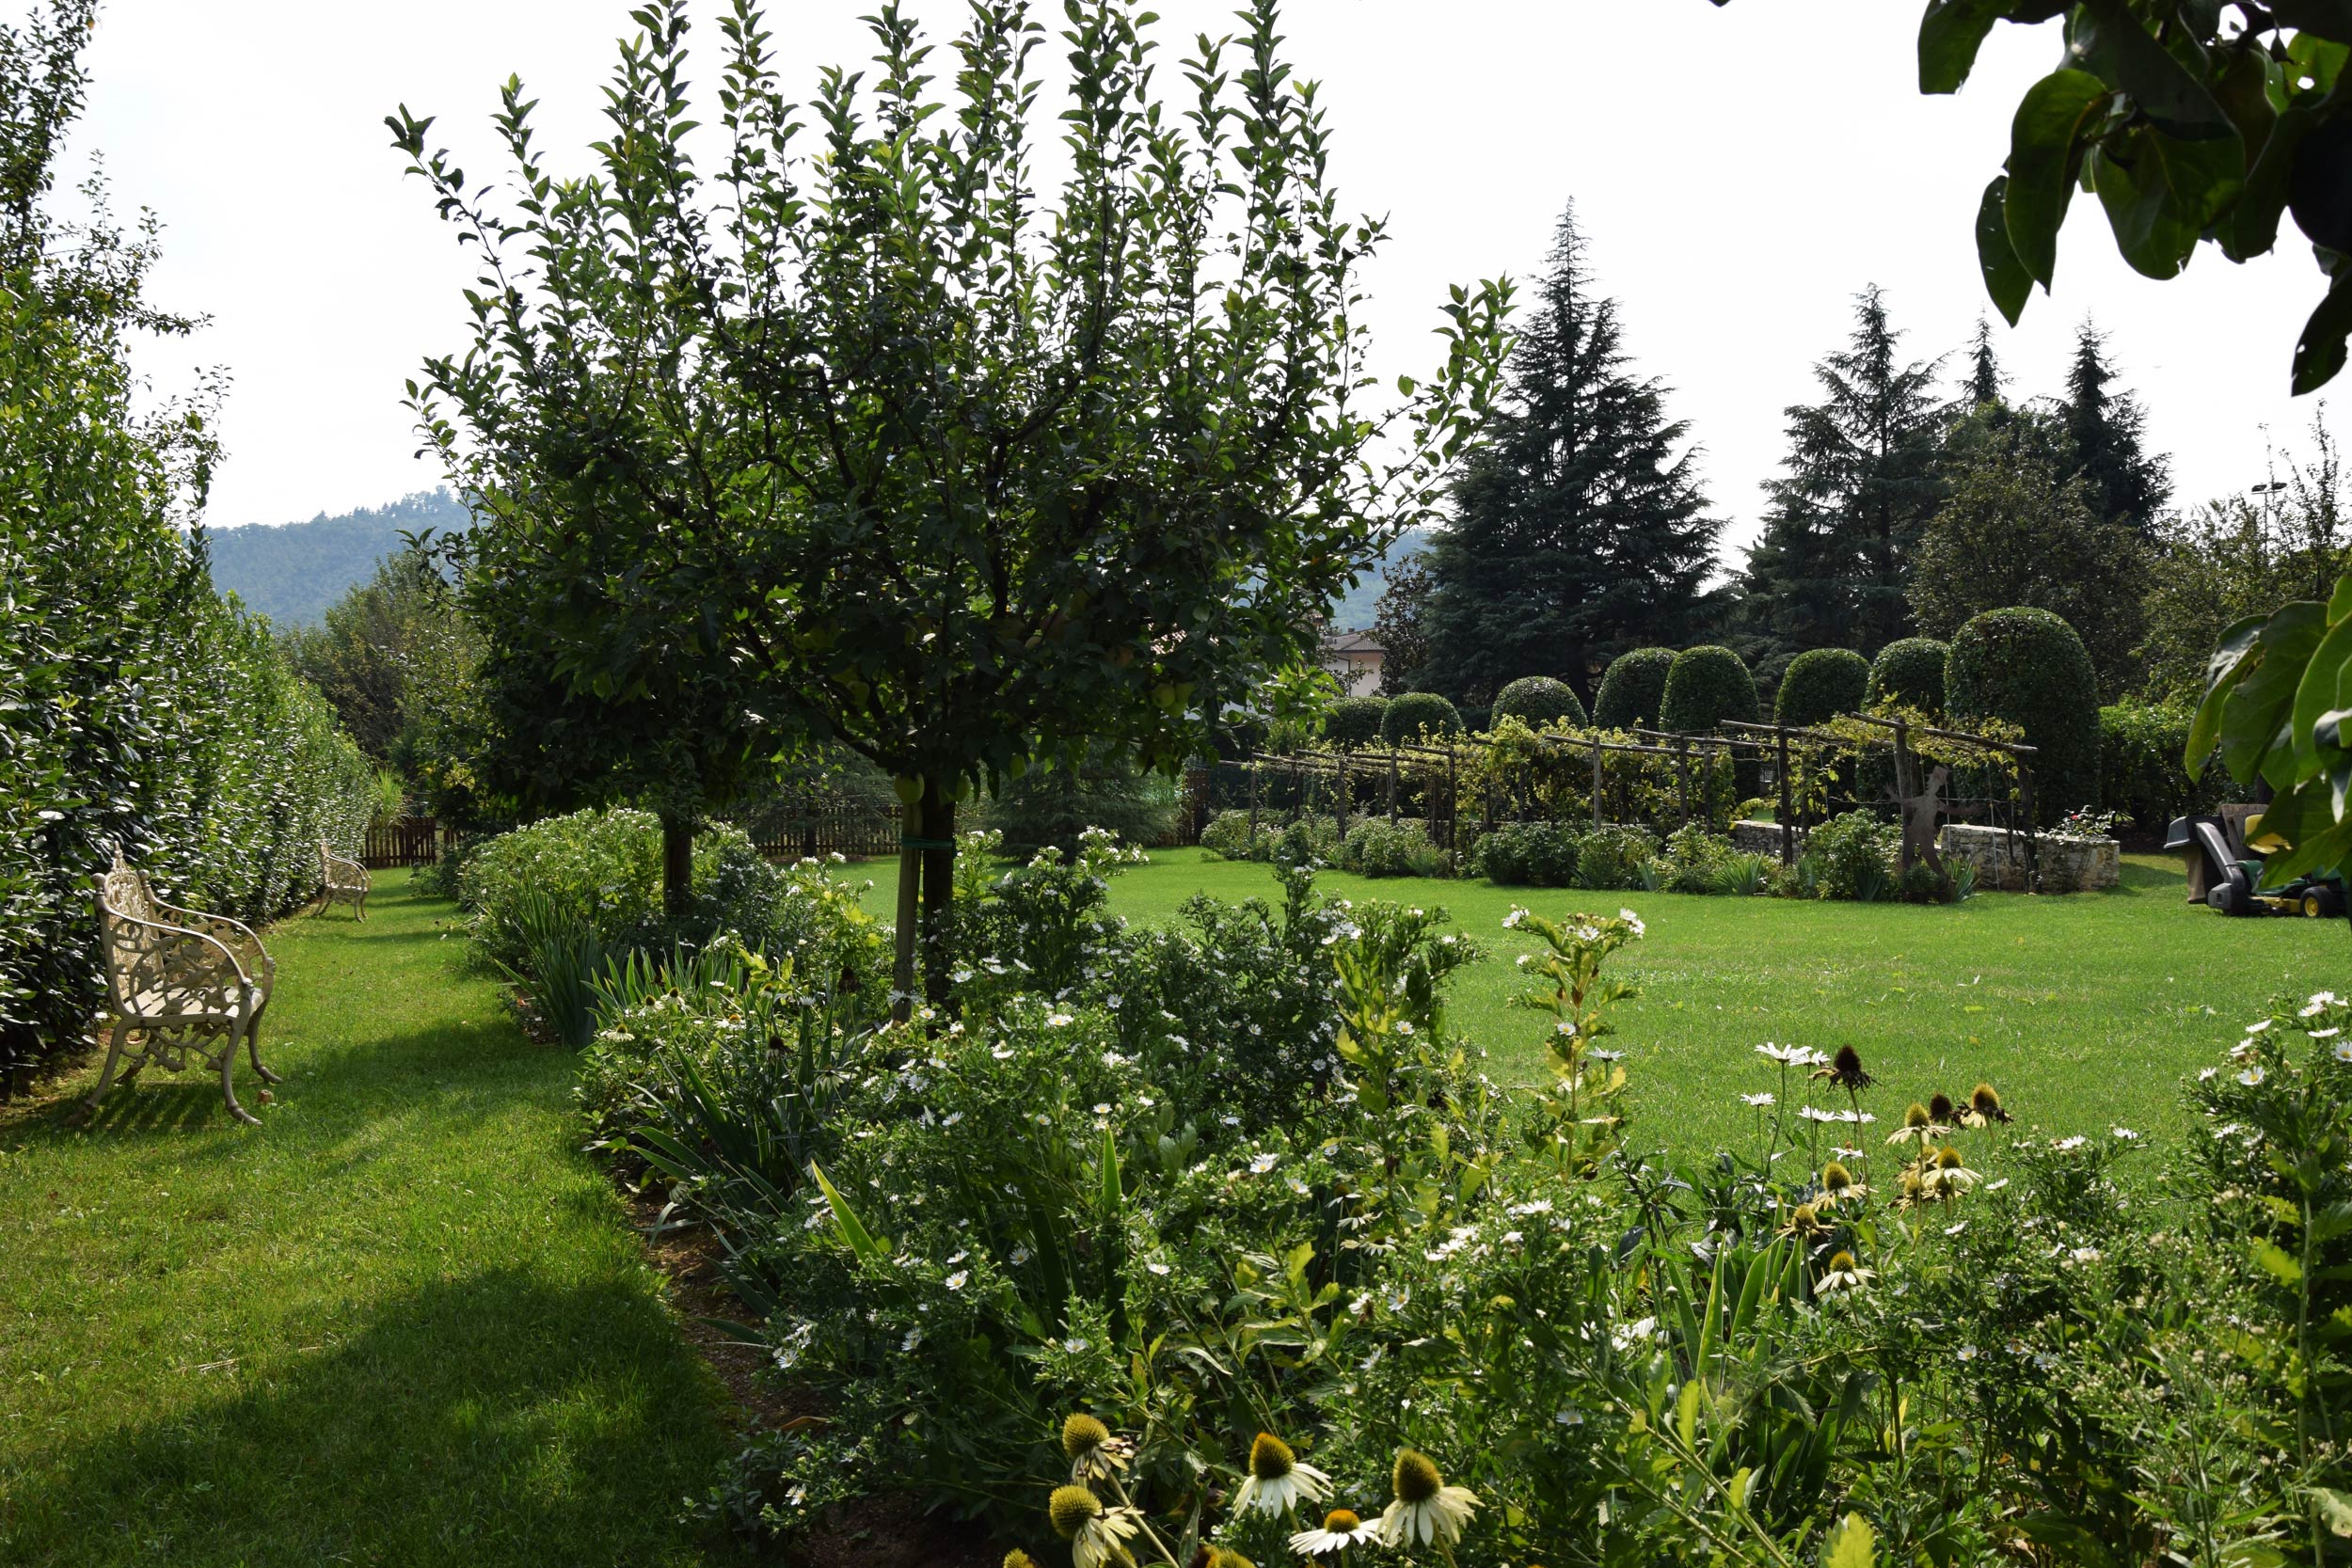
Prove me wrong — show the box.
[1728,818,2119,894]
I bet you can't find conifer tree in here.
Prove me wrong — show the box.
[1736,286,1947,657]
[1963,316,2002,409]
[2061,319,2171,534]
[1415,204,1719,707]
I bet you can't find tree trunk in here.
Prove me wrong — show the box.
[920,775,956,1009]
[660,811,693,922]
[892,792,923,1022]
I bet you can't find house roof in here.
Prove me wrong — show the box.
[1326,628,1382,655]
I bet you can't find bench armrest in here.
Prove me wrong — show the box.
[151,901,274,989]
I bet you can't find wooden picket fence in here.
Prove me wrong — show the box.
[363,816,457,868]
[739,804,904,861]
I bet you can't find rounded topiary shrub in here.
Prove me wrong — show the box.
[1324,695,1389,751]
[1945,608,2100,823]
[1659,646,1758,735]
[1492,675,1588,730]
[1867,637,1948,713]
[1381,691,1463,745]
[1774,647,1869,728]
[1593,647,1676,730]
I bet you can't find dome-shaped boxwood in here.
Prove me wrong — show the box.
[1867,637,1948,713]
[1324,695,1389,751]
[1381,691,1463,745]
[1492,675,1588,730]
[1945,609,2099,823]
[1774,647,1868,728]
[1659,646,1759,736]
[1593,647,1676,730]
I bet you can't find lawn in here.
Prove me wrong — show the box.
[840,846,2351,1156]
[0,870,744,1568]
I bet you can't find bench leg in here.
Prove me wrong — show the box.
[354,887,368,923]
[76,1018,132,1121]
[219,1031,261,1127]
[245,996,281,1085]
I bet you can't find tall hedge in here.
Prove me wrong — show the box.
[1774,647,1869,728]
[1945,608,2100,824]
[1382,692,1464,745]
[1593,647,1676,730]
[1659,646,1759,735]
[1492,675,1588,730]
[1324,695,1389,750]
[1867,637,1948,712]
[2101,700,2240,834]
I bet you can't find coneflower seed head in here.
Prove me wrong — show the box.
[1323,1509,1362,1532]
[1822,1161,1853,1191]
[1929,1092,1956,1122]
[1971,1082,2001,1112]
[1005,1553,1041,1568]
[1061,1413,1109,1460]
[1936,1145,1965,1170]
[1049,1484,1101,1540]
[1903,1101,1931,1129]
[1393,1449,1443,1504]
[1249,1431,1295,1480]
[1828,1249,1858,1272]
[1835,1045,1863,1074]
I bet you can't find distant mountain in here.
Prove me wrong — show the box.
[205,490,473,626]
[1327,524,1432,632]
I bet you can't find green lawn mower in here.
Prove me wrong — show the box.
[2167,814,2347,917]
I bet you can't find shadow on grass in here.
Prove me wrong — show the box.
[2,1270,742,1568]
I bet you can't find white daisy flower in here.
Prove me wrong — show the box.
[1379,1449,1478,1546]
[1740,1091,1775,1107]
[2239,1066,2266,1086]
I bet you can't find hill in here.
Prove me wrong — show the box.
[1327,523,1431,632]
[206,491,472,626]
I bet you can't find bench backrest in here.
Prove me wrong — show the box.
[93,857,171,1008]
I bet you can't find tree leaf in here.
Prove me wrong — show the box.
[1920,0,2006,95]
[2082,1,2238,141]
[1977,176,2034,323]
[2295,265,2352,395]
[2006,70,2114,287]
[2276,2,2352,44]
[2311,1485,2352,1536]
[2188,612,2271,775]
[1824,1511,1878,1568]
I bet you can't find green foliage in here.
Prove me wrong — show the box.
[1866,637,1947,712]
[1773,647,1869,727]
[1491,675,1588,730]
[1374,551,1436,698]
[1199,809,1262,862]
[392,0,1510,991]
[1947,607,2103,823]
[1323,695,1391,751]
[974,750,1177,858]
[1593,646,1677,729]
[209,490,474,627]
[1338,818,1445,879]
[1574,824,1663,891]
[1660,645,1760,735]
[0,4,372,1085]
[2100,700,2236,835]
[1471,820,1581,887]
[1419,206,1719,707]
[1908,413,2150,699]
[1799,809,1902,903]
[1383,691,1465,745]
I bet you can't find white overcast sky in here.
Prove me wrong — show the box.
[66,0,2338,559]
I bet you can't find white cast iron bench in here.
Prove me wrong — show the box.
[316,837,370,921]
[85,856,280,1126]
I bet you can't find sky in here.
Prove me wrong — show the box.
[66,0,2340,561]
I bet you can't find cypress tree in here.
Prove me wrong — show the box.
[1737,286,1948,656]
[2061,318,2171,534]
[1964,316,2002,409]
[1416,203,1719,708]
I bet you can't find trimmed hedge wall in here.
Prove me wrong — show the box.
[1492,675,1588,730]
[2100,700,2241,834]
[1660,646,1760,735]
[1946,608,2101,824]
[1868,638,1948,713]
[1382,691,1464,745]
[1324,695,1389,751]
[1593,647,1676,730]
[1775,648,1869,728]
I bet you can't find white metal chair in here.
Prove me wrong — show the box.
[86,856,279,1126]
[316,837,370,921]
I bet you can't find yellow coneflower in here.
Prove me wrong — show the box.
[1191,1550,1255,1568]
[1232,1431,1331,1517]
[1886,1101,1935,1145]
[1924,1144,1979,1195]
[1959,1082,2012,1127]
[1049,1484,1141,1568]
[1777,1201,1829,1239]
[1288,1506,1383,1556]
[1005,1554,1041,1568]
[1379,1449,1480,1547]
[1811,1044,1875,1091]
[1896,1165,1927,1210]
[1061,1412,1133,1483]
[1819,1161,1867,1206]
[1817,1248,1874,1293]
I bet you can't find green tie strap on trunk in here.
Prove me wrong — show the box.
[899,836,958,850]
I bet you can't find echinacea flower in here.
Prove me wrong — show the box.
[1061,1413,1133,1483]
[1290,1507,1383,1557]
[1005,1552,1041,1568]
[1379,1450,1479,1547]
[1817,1249,1874,1294]
[1048,1485,1140,1568]
[1928,1091,1958,1125]
[1234,1432,1331,1517]
[1777,1201,1829,1240]
[1958,1083,2011,1128]
[1819,1161,1867,1205]
[1887,1101,1939,1145]
[1812,1045,1875,1091]
[1923,1145,1979,1195]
